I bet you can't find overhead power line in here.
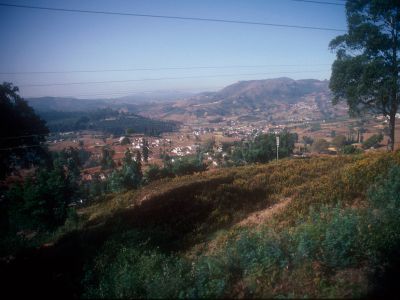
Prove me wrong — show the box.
[0,131,98,141]
[0,3,346,32]
[0,63,331,75]
[291,0,345,6]
[17,69,330,87]
[0,133,49,140]
[52,87,219,98]
[0,144,47,151]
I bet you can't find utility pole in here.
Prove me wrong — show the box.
[276,135,280,162]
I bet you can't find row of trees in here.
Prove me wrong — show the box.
[306,133,384,154]
[220,130,297,166]
[85,149,208,200]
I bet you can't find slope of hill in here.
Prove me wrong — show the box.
[138,78,348,123]
[216,77,328,102]
[3,152,400,298]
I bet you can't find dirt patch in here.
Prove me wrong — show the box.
[237,197,292,228]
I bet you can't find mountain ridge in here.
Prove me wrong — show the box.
[26,78,347,123]
[145,77,346,123]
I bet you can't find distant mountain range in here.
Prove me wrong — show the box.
[27,78,348,123]
[26,90,196,112]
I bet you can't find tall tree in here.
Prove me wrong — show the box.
[0,82,49,179]
[135,150,142,177]
[142,138,149,163]
[100,146,115,170]
[329,0,400,151]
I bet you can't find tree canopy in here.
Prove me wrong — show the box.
[0,82,49,179]
[329,0,399,151]
[226,130,296,166]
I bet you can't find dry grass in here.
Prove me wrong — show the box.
[69,151,400,298]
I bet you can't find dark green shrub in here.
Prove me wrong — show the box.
[310,123,321,132]
[293,207,365,269]
[362,134,383,149]
[143,164,173,183]
[312,139,329,153]
[368,165,400,211]
[232,230,287,275]
[186,256,230,298]
[171,156,207,177]
[342,144,363,154]
[321,209,363,268]
[331,135,347,149]
[83,230,230,299]
[7,168,75,231]
[366,166,400,256]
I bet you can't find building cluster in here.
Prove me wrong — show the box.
[171,145,199,157]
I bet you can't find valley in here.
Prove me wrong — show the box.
[31,78,399,184]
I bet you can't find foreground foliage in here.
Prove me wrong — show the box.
[0,82,49,179]
[2,151,400,298]
[80,152,400,298]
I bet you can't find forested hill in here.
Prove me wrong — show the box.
[38,109,179,135]
[26,90,195,112]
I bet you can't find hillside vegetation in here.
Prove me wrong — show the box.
[37,109,179,134]
[4,151,400,298]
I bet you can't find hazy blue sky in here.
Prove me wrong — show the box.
[0,0,346,98]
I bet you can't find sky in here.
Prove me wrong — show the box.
[0,0,347,99]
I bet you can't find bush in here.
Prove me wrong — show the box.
[342,144,363,154]
[310,123,321,132]
[320,209,363,268]
[143,157,206,184]
[362,134,383,149]
[83,230,229,299]
[302,135,314,146]
[331,135,347,149]
[294,207,364,269]
[312,139,329,153]
[143,164,173,183]
[7,168,75,231]
[366,166,400,255]
[368,165,400,210]
[171,156,207,177]
[228,230,287,277]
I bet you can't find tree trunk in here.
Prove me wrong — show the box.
[388,16,398,152]
[388,109,396,151]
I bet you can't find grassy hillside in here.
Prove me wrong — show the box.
[3,152,400,298]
